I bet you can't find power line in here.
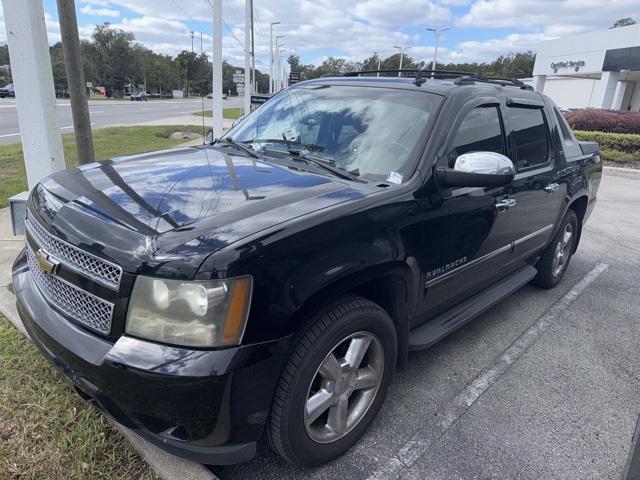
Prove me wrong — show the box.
[203,0,246,49]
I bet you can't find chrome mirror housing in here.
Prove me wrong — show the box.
[453,152,515,176]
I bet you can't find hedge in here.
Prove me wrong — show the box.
[566,109,640,135]
[574,130,640,164]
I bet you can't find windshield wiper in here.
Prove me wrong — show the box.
[297,152,363,182]
[214,137,260,159]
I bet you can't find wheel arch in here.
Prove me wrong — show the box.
[567,195,588,254]
[287,261,418,370]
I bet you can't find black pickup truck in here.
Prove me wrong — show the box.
[12,69,601,467]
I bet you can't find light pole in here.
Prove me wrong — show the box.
[393,45,409,77]
[277,47,287,90]
[269,21,280,94]
[275,35,284,91]
[426,27,449,75]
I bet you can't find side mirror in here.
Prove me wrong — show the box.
[436,152,515,188]
[232,115,246,128]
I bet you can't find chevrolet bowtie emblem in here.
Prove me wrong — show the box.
[34,249,60,275]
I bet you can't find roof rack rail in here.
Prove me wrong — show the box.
[341,68,534,90]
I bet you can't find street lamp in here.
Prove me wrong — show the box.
[426,27,450,75]
[269,21,281,94]
[393,45,409,77]
[275,35,285,92]
[277,47,287,90]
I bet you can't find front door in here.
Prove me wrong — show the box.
[414,100,520,326]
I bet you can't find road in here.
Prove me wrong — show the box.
[212,170,640,479]
[0,96,243,144]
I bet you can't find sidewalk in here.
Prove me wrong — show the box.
[108,114,235,130]
[0,207,217,480]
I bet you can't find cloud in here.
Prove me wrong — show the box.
[353,0,451,27]
[80,5,121,18]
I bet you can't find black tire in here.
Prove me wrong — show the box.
[268,296,397,467]
[533,210,578,289]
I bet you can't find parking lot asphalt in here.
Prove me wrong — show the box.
[0,96,242,144]
[212,170,640,480]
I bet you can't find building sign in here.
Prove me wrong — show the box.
[233,71,245,94]
[550,60,586,73]
[289,72,302,84]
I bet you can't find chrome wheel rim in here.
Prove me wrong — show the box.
[304,331,384,444]
[552,223,573,277]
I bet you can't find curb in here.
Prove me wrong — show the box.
[0,282,218,480]
[604,165,640,174]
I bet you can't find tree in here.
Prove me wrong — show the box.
[91,23,135,96]
[611,18,636,28]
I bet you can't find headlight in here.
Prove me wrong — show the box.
[126,275,253,348]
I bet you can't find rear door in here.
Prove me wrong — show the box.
[506,98,563,261]
[415,99,520,324]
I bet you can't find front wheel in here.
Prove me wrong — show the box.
[268,296,397,466]
[533,210,578,288]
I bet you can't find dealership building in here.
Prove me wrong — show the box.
[525,23,640,111]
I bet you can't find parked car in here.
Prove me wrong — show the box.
[207,92,228,99]
[129,92,148,101]
[13,69,601,468]
[0,83,15,98]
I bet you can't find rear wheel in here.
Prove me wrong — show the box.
[268,296,397,467]
[533,210,578,288]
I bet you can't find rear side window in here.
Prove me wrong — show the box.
[447,105,506,167]
[553,108,582,158]
[508,107,549,170]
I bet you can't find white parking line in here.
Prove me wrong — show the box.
[366,262,610,480]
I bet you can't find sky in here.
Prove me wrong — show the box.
[2,0,640,72]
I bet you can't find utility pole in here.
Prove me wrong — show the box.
[2,0,65,189]
[212,0,223,138]
[277,46,286,90]
[200,31,203,55]
[250,0,256,93]
[269,22,280,94]
[427,27,450,76]
[191,31,195,53]
[57,0,95,165]
[374,51,380,77]
[243,0,251,114]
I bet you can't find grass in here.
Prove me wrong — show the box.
[0,125,205,209]
[0,316,159,480]
[191,107,243,119]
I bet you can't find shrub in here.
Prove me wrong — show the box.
[565,109,640,135]
[574,130,640,164]
[574,130,640,154]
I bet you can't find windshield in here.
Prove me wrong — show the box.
[226,85,441,182]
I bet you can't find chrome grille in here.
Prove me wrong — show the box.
[25,213,122,289]
[27,246,114,335]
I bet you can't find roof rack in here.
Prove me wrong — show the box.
[342,68,533,90]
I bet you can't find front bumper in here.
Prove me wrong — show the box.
[12,250,290,465]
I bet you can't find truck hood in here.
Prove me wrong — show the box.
[32,146,371,277]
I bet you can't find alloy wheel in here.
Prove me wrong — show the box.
[304,331,384,444]
[552,223,573,277]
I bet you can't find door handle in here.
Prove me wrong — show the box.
[495,198,517,211]
[544,183,560,193]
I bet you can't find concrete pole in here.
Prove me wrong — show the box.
[269,22,280,94]
[250,0,256,94]
[244,0,251,115]
[212,0,223,138]
[3,0,65,189]
[57,0,95,165]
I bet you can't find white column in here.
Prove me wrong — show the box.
[243,1,251,115]
[612,81,628,111]
[3,0,64,189]
[532,75,546,93]
[593,71,620,109]
[212,0,223,138]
